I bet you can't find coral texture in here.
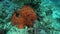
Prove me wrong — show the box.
[11,5,37,28]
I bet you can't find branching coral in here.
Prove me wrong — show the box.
[11,5,37,28]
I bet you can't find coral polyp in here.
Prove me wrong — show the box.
[11,5,37,28]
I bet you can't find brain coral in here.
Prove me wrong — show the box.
[11,5,37,28]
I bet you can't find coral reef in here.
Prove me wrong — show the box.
[0,0,60,34]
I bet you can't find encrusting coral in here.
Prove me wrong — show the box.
[11,5,37,28]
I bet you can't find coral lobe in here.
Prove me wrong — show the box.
[11,5,37,28]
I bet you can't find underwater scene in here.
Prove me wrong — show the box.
[0,0,60,34]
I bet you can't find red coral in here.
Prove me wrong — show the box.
[11,5,37,28]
